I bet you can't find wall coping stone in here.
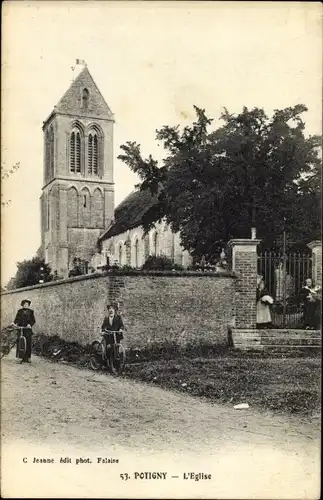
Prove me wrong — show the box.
[307,240,322,250]
[1,269,237,296]
[228,238,262,248]
[231,328,321,334]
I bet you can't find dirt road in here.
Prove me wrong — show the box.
[1,353,320,499]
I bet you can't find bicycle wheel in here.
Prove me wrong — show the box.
[18,335,27,360]
[109,344,126,375]
[89,341,103,371]
[1,344,10,358]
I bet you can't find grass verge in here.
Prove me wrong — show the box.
[2,327,319,418]
[125,355,321,417]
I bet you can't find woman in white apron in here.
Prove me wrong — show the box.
[256,279,273,328]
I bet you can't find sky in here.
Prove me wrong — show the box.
[1,1,322,286]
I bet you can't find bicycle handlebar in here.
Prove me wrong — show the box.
[101,330,123,334]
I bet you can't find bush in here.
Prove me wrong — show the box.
[121,264,135,271]
[141,255,183,271]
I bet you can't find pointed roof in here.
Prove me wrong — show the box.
[45,66,114,125]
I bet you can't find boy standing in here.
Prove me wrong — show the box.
[101,303,124,356]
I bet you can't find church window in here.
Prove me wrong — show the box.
[76,133,81,172]
[88,131,99,175]
[88,134,92,173]
[82,88,89,110]
[134,238,139,268]
[119,243,123,266]
[70,133,75,170]
[153,231,158,256]
[70,129,81,173]
[93,135,98,174]
[80,188,91,227]
[108,243,114,263]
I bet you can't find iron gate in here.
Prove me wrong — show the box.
[257,251,312,328]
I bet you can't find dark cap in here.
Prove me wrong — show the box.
[21,299,31,306]
[107,302,119,310]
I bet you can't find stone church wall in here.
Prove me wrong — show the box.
[100,221,192,269]
[1,272,235,348]
[67,228,102,266]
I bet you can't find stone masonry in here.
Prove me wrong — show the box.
[2,238,319,349]
[308,240,322,285]
[0,272,235,348]
[40,66,115,277]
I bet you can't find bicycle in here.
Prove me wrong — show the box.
[1,326,17,358]
[90,330,126,375]
[1,326,28,361]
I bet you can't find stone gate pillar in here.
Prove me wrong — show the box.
[228,239,261,329]
[307,240,322,285]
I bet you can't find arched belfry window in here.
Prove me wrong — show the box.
[70,128,81,173]
[82,88,89,110]
[88,131,98,175]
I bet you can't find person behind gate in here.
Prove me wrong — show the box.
[256,278,273,329]
[13,299,36,363]
[299,278,321,330]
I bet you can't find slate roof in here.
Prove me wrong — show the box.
[44,66,114,126]
[99,189,158,241]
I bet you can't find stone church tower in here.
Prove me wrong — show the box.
[40,65,115,277]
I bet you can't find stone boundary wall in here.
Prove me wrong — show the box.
[1,271,236,348]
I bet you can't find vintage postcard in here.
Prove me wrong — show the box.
[1,1,321,498]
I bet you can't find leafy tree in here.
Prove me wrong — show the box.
[118,105,321,259]
[6,257,53,290]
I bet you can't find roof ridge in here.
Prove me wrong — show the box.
[82,68,113,116]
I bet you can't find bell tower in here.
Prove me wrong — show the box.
[40,63,115,277]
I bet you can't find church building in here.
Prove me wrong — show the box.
[40,64,191,277]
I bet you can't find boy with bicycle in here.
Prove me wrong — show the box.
[13,299,36,363]
[101,303,124,357]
